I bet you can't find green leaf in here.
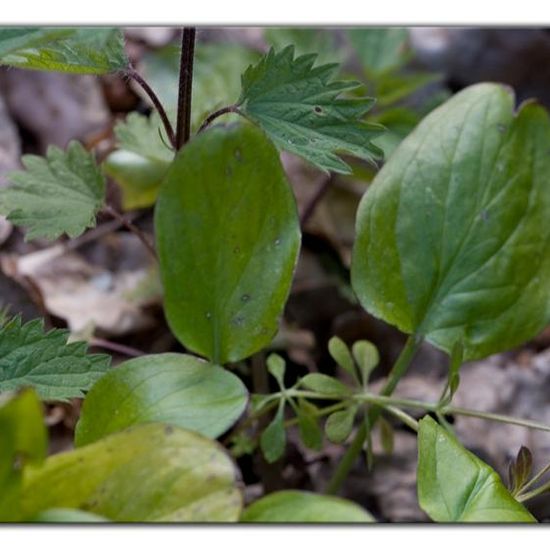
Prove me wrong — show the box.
[260,401,286,463]
[241,490,374,523]
[266,353,286,388]
[300,373,350,396]
[379,416,395,454]
[74,353,248,447]
[21,423,242,522]
[352,83,550,360]
[509,446,533,496]
[237,46,384,174]
[138,43,259,130]
[295,400,323,450]
[103,113,174,210]
[155,123,300,364]
[417,416,535,523]
[376,71,441,107]
[325,406,357,443]
[31,508,108,523]
[0,389,47,521]
[0,317,110,401]
[0,28,74,57]
[0,141,106,240]
[348,28,409,75]
[0,27,128,74]
[328,336,355,378]
[351,340,379,385]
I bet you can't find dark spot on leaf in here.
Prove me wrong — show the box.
[314,106,323,114]
[233,246,240,254]
[232,316,245,327]
[164,425,174,435]
[241,294,250,303]
[205,312,212,320]
[497,123,508,133]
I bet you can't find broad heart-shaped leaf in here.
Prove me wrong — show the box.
[417,416,535,523]
[20,423,242,522]
[352,83,550,360]
[155,123,300,364]
[240,491,374,523]
[74,353,248,446]
[0,389,47,521]
[237,46,384,174]
[0,317,110,401]
[0,27,127,74]
[103,112,174,210]
[0,141,105,240]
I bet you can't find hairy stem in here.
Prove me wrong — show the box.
[197,105,241,133]
[102,205,157,260]
[125,67,176,148]
[175,28,196,149]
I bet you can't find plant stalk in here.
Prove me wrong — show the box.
[175,28,196,149]
[125,67,176,149]
[197,105,241,133]
[325,335,420,494]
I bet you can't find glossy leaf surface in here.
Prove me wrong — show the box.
[155,123,300,364]
[75,353,248,446]
[0,27,127,74]
[417,416,535,523]
[352,84,550,360]
[241,490,374,523]
[22,424,242,522]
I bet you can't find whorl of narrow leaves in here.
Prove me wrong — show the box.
[237,45,384,174]
[0,27,128,74]
[0,317,110,401]
[0,141,105,240]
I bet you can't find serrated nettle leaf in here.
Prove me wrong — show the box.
[352,83,550,360]
[0,317,110,401]
[260,401,286,464]
[348,28,409,76]
[300,373,350,396]
[237,46,384,174]
[325,405,357,444]
[0,27,128,74]
[0,141,105,241]
[241,490,374,523]
[21,423,242,522]
[328,336,356,378]
[0,28,74,57]
[138,43,259,130]
[266,353,286,388]
[351,340,379,385]
[75,353,248,447]
[104,112,174,210]
[0,389,47,521]
[155,123,300,364]
[417,416,535,523]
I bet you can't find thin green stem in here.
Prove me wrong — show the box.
[517,462,550,496]
[517,479,550,503]
[326,335,421,494]
[384,405,419,432]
